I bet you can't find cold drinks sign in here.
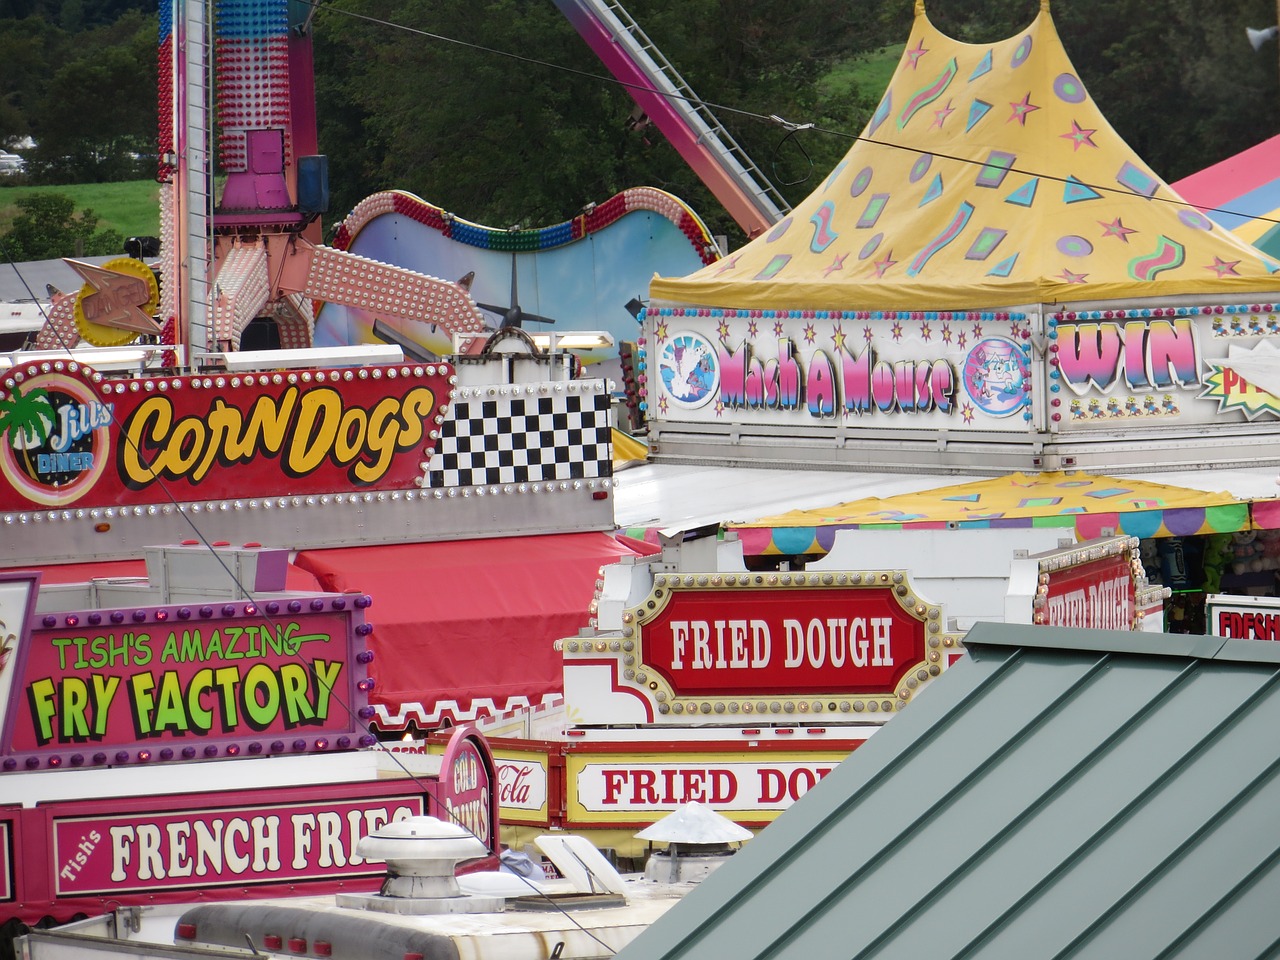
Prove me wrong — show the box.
[566,569,947,725]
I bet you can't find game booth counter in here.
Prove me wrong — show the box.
[0,545,501,934]
[637,0,1280,477]
[723,470,1280,636]
[380,525,1166,862]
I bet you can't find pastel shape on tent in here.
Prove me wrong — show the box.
[1083,486,1132,499]
[1005,178,1039,207]
[857,193,890,228]
[1018,497,1062,508]
[868,91,892,135]
[735,528,773,555]
[1074,512,1124,539]
[907,201,974,276]
[1117,160,1159,197]
[920,173,944,206]
[766,217,793,242]
[1053,72,1086,103]
[943,493,981,502]
[1161,507,1210,537]
[965,227,1007,260]
[976,150,1016,188]
[771,527,819,555]
[752,254,792,280]
[966,99,993,132]
[1117,511,1164,539]
[822,160,848,193]
[1129,236,1185,281]
[1010,34,1033,68]
[987,253,1019,277]
[1178,209,1213,231]
[897,57,957,129]
[909,154,932,183]
[849,166,873,198]
[814,525,847,553]
[1057,235,1093,257]
[1062,176,1102,203]
[810,201,839,253]
[859,232,884,260]
[969,50,993,81]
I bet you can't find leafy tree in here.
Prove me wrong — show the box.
[29,10,157,183]
[0,192,124,260]
[0,15,64,150]
[313,0,882,242]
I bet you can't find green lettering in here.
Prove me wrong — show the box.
[186,668,214,732]
[312,660,342,719]
[280,663,315,725]
[50,636,74,670]
[91,674,120,736]
[221,627,242,659]
[180,630,204,663]
[152,670,188,734]
[61,677,91,740]
[242,663,279,728]
[28,677,58,744]
[213,666,241,729]
[129,672,157,737]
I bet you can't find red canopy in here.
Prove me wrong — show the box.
[293,532,656,726]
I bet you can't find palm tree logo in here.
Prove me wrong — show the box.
[0,383,56,480]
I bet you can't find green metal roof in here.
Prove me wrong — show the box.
[616,622,1280,960]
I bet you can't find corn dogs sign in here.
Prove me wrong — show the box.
[0,360,452,509]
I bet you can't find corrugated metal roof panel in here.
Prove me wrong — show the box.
[616,623,1280,960]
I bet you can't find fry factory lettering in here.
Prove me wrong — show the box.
[25,621,343,746]
[27,659,343,744]
[118,384,438,488]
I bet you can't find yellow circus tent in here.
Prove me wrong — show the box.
[728,472,1259,557]
[650,0,1280,311]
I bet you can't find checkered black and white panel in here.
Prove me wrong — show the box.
[426,386,613,488]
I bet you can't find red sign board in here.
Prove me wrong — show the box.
[0,815,12,902]
[437,727,498,850]
[5,598,369,768]
[639,579,930,698]
[1042,553,1137,630]
[53,793,421,896]
[0,360,452,509]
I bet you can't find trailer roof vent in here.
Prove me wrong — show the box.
[336,815,502,915]
[636,801,753,884]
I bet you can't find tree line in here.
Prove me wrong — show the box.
[1,0,1279,246]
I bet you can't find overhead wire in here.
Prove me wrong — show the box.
[299,0,1280,231]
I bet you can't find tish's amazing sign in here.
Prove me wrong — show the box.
[4,597,370,768]
[0,359,452,509]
